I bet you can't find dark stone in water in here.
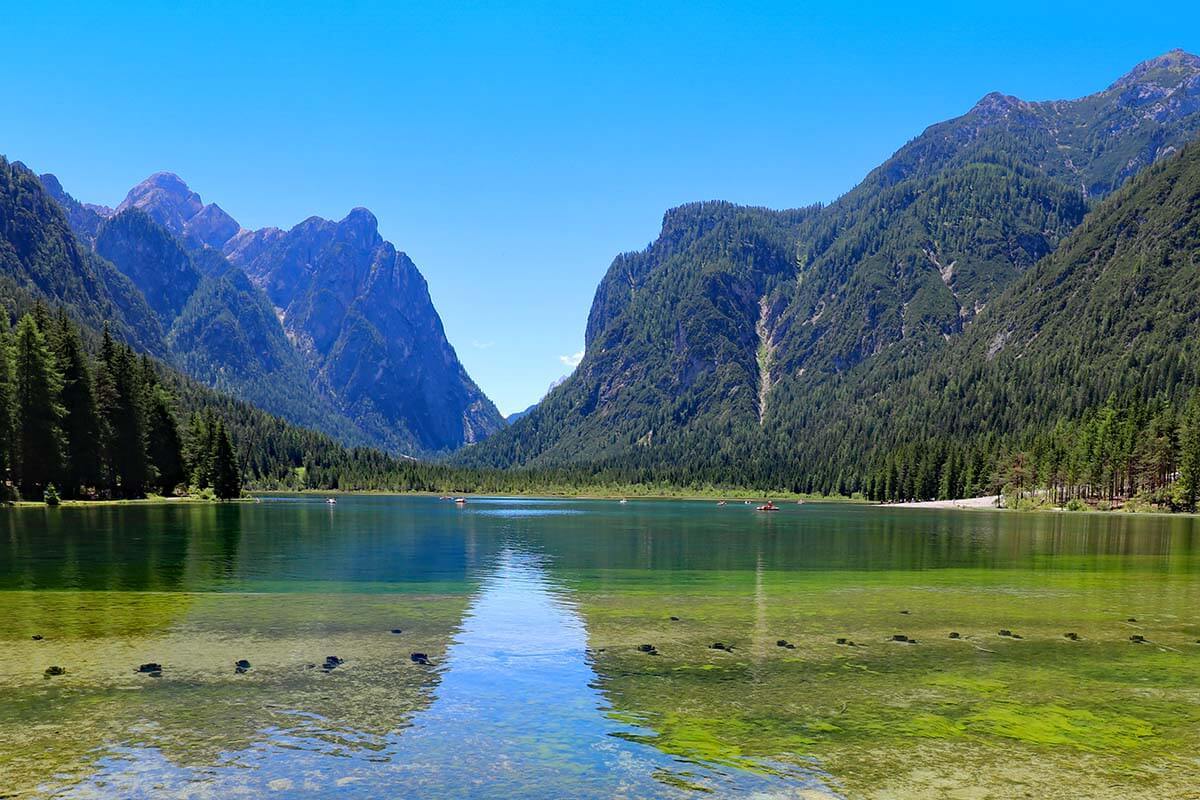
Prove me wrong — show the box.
[948,632,960,639]
[1065,632,1080,640]
[1127,618,1138,623]
[899,610,910,615]
[998,630,1012,637]
[637,644,656,653]
[1129,635,1146,643]
[836,637,847,645]
[235,659,251,673]
[390,629,403,634]
[1011,634,1024,639]
[709,642,730,651]
[411,652,432,665]
[137,663,163,674]
[786,643,796,649]
[891,635,909,642]
[44,665,66,677]
[777,639,789,647]
[322,656,344,670]
[31,634,44,641]
[669,616,680,621]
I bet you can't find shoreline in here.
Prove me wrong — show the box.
[886,495,1001,510]
[3,489,866,508]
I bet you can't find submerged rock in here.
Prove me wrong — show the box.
[777,639,790,647]
[43,665,66,677]
[390,628,403,634]
[322,656,344,671]
[1129,634,1146,643]
[836,637,847,645]
[948,632,961,639]
[235,659,251,674]
[137,663,163,675]
[998,630,1013,637]
[669,616,680,621]
[1065,632,1080,640]
[709,642,731,651]
[410,652,432,665]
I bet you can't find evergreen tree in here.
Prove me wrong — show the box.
[96,330,148,498]
[51,310,101,498]
[183,411,216,488]
[0,317,14,498]
[1177,393,1200,511]
[145,380,186,495]
[211,420,241,499]
[13,314,63,498]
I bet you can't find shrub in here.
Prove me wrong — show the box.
[43,484,61,506]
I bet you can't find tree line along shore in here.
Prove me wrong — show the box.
[2,301,1198,514]
[0,306,240,503]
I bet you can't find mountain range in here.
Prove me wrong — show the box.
[461,50,1200,489]
[5,49,1200,497]
[36,169,504,454]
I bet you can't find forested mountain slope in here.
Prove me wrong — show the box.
[0,158,163,354]
[464,50,1200,481]
[822,138,1200,504]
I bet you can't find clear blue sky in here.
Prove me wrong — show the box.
[3,2,1198,414]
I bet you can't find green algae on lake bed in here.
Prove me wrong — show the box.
[574,566,1200,798]
[2,497,1199,798]
[0,590,469,797]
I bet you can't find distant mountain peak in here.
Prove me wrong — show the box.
[338,206,381,241]
[968,91,1032,120]
[118,172,242,249]
[1113,48,1200,86]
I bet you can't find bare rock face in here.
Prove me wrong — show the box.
[54,168,502,455]
[226,207,504,453]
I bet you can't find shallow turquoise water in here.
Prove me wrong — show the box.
[2,496,1199,798]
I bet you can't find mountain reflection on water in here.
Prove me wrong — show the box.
[56,540,829,798]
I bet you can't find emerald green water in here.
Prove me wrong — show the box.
[2,497,1199,798]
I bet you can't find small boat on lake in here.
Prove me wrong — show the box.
[756,501,780,512]
[619,499,628,504]
[717,500,727,506]
[325,498,337,505]
[454,497,467,505]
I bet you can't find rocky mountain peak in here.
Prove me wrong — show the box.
[1110,49,1200,90]
[968,91,1032,121]
[118,172,242,249]
[336,207,382,249]
[118,172,202,227]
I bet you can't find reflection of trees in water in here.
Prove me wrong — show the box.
[509,503,1200,575]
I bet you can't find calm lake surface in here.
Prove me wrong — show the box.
[2,497,1199,798]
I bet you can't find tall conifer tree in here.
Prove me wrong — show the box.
[13,314,63,497]
[51,310,101,498]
